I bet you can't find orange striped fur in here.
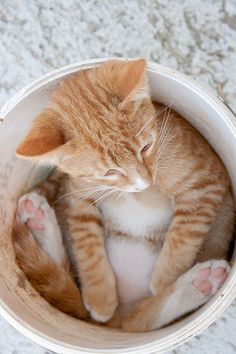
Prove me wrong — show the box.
[12,219,88,319]
[14,59,234,330]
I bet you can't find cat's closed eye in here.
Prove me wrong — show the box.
[104,169,124,178]
[141,141,153,154]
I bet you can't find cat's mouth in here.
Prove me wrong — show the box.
[121,175,151,193]
[122,183,152,193]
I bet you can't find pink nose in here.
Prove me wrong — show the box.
[135,163,152,188]
[134,176,150,191]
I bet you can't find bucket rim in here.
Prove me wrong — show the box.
[0,58,236,353]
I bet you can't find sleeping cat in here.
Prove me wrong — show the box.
[13,59,234,332]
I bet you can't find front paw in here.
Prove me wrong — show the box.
[82,270,118,323]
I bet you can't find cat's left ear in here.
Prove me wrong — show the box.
[116,59,149,109]
[16,109,67,164]
[102,59,150,109]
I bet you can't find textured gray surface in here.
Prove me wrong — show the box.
[0,0,236,353]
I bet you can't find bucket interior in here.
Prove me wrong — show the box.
[0,62,235,353]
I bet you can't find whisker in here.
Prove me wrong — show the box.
[156,125,173,161]
[53,185,113,204]
[153,105,174,180]
[77,189,104,201]
[78,186,114,201]
[115,191,124,202]
[153,103,173,122]
[87,189,117,210]
[136,116,155,137]
[157,106,173,149]
[135,104,172,137]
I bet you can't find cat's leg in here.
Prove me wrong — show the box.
[122,260,230,332]
[197,191,234,261]
[66,195,118,323]
[17,192,65,264]
[13,191,88,319]
[150,187,228,296]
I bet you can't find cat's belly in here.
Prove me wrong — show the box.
[106,237,159,305]
[101,187,172,306]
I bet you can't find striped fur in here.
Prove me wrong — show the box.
[14,59,234,330]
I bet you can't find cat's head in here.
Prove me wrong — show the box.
[16,60,158,193]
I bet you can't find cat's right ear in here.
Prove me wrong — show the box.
[16,110,66,163]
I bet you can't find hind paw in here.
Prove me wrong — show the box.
[190,260,229,296]
[18,192,49,231]
[17,192,65,264]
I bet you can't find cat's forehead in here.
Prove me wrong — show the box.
[78,129,138,166]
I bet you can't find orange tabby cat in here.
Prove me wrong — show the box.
[13,59,234,331]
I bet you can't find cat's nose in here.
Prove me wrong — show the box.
[134,176,150,191]
[134,163,152,190]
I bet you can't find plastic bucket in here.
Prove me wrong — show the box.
[0,59,235,353]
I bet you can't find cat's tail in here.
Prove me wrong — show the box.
[12,220,88,320]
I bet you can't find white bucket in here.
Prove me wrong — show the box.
[0,59,235,353]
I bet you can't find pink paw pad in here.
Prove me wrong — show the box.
[192,265,228,295]
[193,279,212,295]
[19,198,45,231]
[19,200,35,215]
[211,267,228,283]
[35,208,44,221]
[27,214,45,231]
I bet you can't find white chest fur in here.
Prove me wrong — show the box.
[99,187,173,306]
[99,187,173,239]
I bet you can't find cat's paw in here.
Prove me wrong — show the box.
[17,192,65,264]
[122,260,230,332]
[180,259,230,297]
[82,268,118,323]
[18,192,47,230]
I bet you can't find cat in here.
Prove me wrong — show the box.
[13,59,234,332]
[13,189,230,330]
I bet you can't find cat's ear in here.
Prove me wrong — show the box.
[16,110,66,163]
[109,59,149,108]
